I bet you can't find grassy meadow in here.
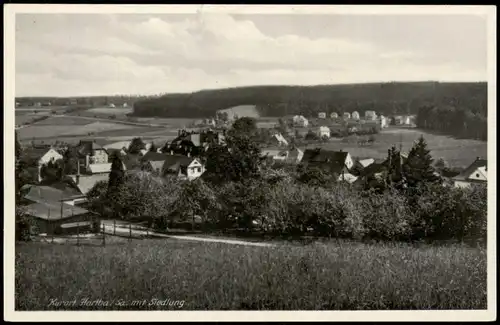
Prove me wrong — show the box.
[304,127,487,168]
[15,239,486,310]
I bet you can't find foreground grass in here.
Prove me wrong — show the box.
[15,239,486,310]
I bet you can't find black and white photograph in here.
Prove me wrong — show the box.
[4,4,496,322]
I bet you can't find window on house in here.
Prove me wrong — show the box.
[476,173,480,178]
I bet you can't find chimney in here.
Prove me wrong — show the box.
[476,156,480,161]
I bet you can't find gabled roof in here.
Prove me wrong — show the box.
[302,149,351,174]
[20,184,83,203]
[25,201,91,220]
[453,158,487,181]
[140,151,171,162]
[76,141,107,157]
[22,147,59,162]
[163,155,197,172]
[358,158,375,168]
[66,174,110,196]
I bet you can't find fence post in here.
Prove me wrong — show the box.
[102,223,106,247]
[129,222,132,241]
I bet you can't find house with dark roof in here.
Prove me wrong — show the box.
[452,157,487,188]
[164,129,225,157]
[140,152,205,180]
[301,148,356,183]
[20,183,85,206]
[75,140,109,167]
[21,147,63,183]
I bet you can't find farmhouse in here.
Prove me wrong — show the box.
[343,112,351,120]
[452,157,487,188]
[21,147,64,183]
[140,152,205,180]
[351,111,360,120]
[292,115,309,127]
[316,126,331,138]
[76,140,109,167]
[318,112,326,119]
[19,184,87,207]
[330,112,338,119]
[365,111,377,120]
[301,148,355,174]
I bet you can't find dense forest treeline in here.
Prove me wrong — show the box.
[15,95,159,107]
[416,105,487,141]
[131,82,487,120]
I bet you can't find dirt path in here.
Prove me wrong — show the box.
[101,221,275,247]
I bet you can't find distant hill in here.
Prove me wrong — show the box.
[131,82,487,119]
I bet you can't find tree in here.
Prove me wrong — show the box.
[305,130,320,141]
[128,137,146,154]
[402,135,440,188]
[434,158,448,172]
[204,133,263,184]
[108,155,125,198]
[149,142,157,153]
[228,117,257,137]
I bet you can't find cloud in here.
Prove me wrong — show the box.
[15,13,487,97]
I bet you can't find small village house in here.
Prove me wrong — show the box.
[330,112,338,119]
[316,126,331,138]
[286,147,304,164]
[261,149,289,163]
[452,157,487,188]
[301,148,356,182]
[343,112,351,120]
[21,147,64,183]
[351,111,360,120]
[365,110,377,120]
[318,112,326,119]
[356,158,375,169]
[140,152,205,181]
[292,115,309,127]
[76,140,109,167]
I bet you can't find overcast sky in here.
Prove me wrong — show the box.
[15,13,488,97]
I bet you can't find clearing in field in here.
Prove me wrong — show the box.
[85,107,134,115]
[15,239,486,310]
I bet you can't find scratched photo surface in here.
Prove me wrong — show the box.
[10,7,491,315]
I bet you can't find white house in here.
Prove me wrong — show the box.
[292,115,309,127]
[357,158,375,169]
[318,112,326,119]
[351,111,360,120]
[317,126,331,138]
[343,112,351,120]
[365,110,377,120]
[160,155,205,181]
[261,149,288,162]
[123,103,128,108]
[109,103,116,108]
[453,158,487,188]
[330,112,339,119]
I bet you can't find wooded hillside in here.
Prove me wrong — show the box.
[131,82,487,120]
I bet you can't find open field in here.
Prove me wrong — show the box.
[15,239,486,310]
[85,107,134,115]
[304,127,487,168]
[17,116,140,140]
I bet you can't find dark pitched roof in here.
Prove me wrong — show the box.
[163,155,197,172]
[20,184,83,203]
[140,151,171,162]
[453,158,487,181]
[76,141,106,157]
[302,148,350,174]
[24,201,91,220]
[302,148,348,164]
[22,147,53,161]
